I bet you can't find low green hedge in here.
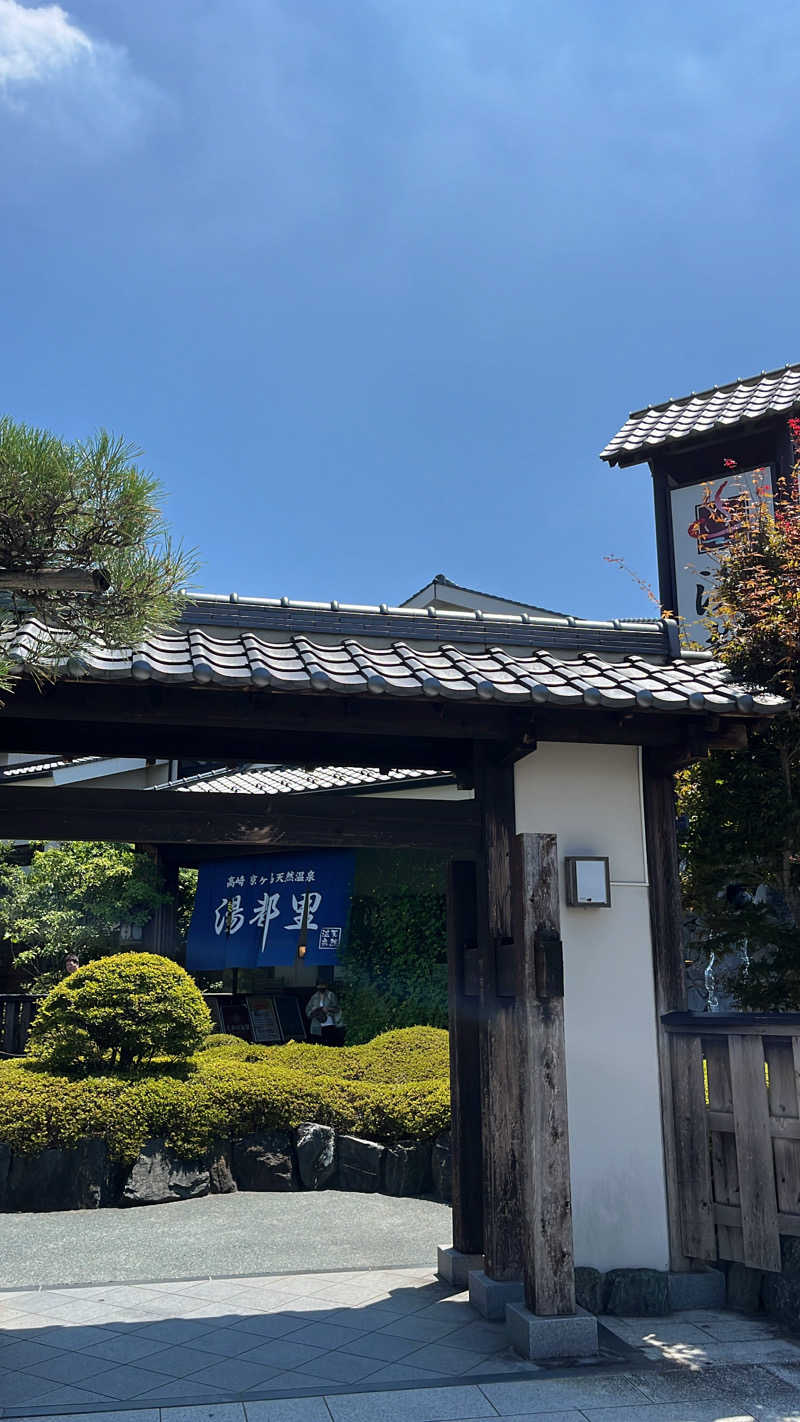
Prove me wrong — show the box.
[0,1027,450,1164]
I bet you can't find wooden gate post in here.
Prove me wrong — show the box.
[513,832,576,1316]
[139,846,179,956]
[473,747,524,1285]
[642,750,706,1270]
[446,860,483,1259]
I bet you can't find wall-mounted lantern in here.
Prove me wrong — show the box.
[564,857,611,907]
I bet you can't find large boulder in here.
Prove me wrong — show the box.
[763,1270,800,1334]
[726,1262,763,1313]
[337,1135,384,1192]
[122,1139,211,1206]
[383,1140,432,1197]
[6,1139,112,1211]
[232,1132,298,1191]
[295,1123,336,1190]
[207,1140,237,1194]
[604,1268,669,1316]
[432,1132,452,1203]
[575,1266,605,1316]
[0,1143,10,1209]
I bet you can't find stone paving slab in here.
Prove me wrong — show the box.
[5,1365,800,1422]
[5,1268,800,1422]
[0,1268,548,1413]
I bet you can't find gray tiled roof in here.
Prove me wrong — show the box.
[156,764,447,795]
[601,361,800,466]
[2,608,786,717]
[0,755,102,783]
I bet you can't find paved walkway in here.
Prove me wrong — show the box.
[2,1267,800,1420]
[3,1198,800,1421]
[0,1196,452,1290]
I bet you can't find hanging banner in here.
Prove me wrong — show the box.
[186,849,355,971]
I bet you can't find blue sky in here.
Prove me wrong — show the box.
[1,0,799,619]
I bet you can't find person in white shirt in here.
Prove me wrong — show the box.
[305,981,344,1045]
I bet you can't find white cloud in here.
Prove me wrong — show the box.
[0,0,161,156]
[0,0,91,87]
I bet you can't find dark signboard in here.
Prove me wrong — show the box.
[217,999,253,1040]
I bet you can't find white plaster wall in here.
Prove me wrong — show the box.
[365,784,473,801]
[514,742,670,1273]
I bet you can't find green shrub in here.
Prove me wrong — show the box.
[196,1032,251,1054]
[0,1025,450,1162]
[271,1027,449,1082]
[27,952,212,1070]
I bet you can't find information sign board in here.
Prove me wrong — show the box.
[247,996,283,1044]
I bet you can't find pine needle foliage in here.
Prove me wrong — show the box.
[0,417,195,690]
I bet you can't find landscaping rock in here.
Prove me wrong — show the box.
[122,1139,211,1206]
[383,1140,432,1197]
[295,1123,336,1190]
[432,1132,452,1203]
[575,1266,605,1315]
[0,1143,10,1209]
[232,1132,298,1191]
[604,1268,669,1316]
[763,1269,800,1334]
[7,1139,112,1211]
[726,1262,763,1313]
[337,1135,384,1192]
[207,1141,237,1194]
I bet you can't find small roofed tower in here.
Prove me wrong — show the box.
[600,363,800,645]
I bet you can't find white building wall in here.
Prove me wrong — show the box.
[514,742,670,1273]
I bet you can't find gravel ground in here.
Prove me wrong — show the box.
[0,1192,452,1289]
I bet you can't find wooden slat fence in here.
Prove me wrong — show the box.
[664,1012,800,1272]
[0,995,37,1057]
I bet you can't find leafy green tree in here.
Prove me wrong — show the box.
[0,416,194,691]
[0,841,170,990]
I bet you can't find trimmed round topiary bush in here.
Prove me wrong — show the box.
[26,952,212,1071]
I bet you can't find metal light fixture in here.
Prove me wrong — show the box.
[296,890,311,960]
[564,856,611,907]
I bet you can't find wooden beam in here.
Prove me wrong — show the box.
[728,1034,782,1272]
[707,1109,800,1141]
[446,860,483,1257]
[664,1012,800,1037]
[706,1037,744,1262]
[474,745,523,1282]
[0,681,529,771]
[714,1202,800,1248]
[642,748,696,1271]
[0,785,481,853]
[0,678,757,768]
[669,1031,717,1261]
[513,831,575,1316]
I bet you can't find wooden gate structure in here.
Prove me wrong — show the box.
[664,1013,800,1274]
[0,595,785,1334]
